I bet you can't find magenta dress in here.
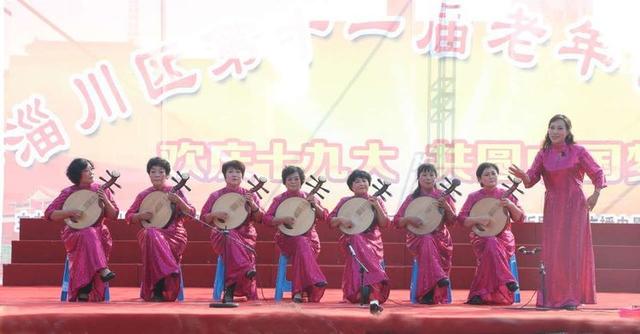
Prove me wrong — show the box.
[524,143,606,308]
[458,188,524,305]
[201,186,263,300]
[44,184,119,302]
[263,190,328,302]
[393,189,455,304]
[329,195,390,304]
[125,186,192,301]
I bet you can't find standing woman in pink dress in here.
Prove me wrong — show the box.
[329,170,390,313]
[393,163,456,304]
[44,158,119,301]
[201,160,264,302]
[126,157,193,302]
[509,114,606,310]
[263,166,328,303]
[458,162,524,305]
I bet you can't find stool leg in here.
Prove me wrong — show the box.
[410,259,418,304]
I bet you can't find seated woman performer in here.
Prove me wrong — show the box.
[44,158,119,302]
[393,163,456,304]
[329,169,390,313]
[126,157,194,301]
[263,166,328,303]
[201,160,264,302]
[458,162,524,305]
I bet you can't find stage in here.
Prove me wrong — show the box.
[1,287,638,333]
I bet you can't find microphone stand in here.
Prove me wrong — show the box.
[518,246,547,310]
[210,224,239,308]
[347,243,369,306]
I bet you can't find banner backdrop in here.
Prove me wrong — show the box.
[3,0,640,280]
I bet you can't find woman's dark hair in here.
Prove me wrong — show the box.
[542,114,575,150]
[146,157,171,175]
[66,158,94,185]
[282,165,305,184]
[222,160,246,177]
[412,163,438,198]
[347,169,371,191]
[476,162,499,186]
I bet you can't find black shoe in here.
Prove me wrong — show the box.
[293,294,303,303]
[563,305,578,311]
[369,301,384,314]
[100,271,116,283]
[506,281,519,292]
[437,278,450,288]
[314,281,328,288]
[77,293,89,302]
[467,295,484,305]
[152,279,165,302]
[77,282,92,302]
[420,290,435,305]
[246,269,257,280]
[223,283,236,303]
[361,285,371,305]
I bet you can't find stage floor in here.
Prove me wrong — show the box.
[1,287,639,333]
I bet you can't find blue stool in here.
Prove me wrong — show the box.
[509,254,521,303]
[212,255,225,301]
[60,255,110,302]
[274,254,293,301]
[177,267,185,302]
[409,258,452,304]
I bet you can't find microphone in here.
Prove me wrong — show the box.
[347,243,357,257]
[518,246,542,255]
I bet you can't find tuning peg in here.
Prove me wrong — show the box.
[320,186,330,193]
[184,184,191,192]
[444,176,452,184]
[379,195,387,202]
[438,182,447,190]
[247,180,256,187]
[450,197,457,203]
[99,176,108,183]
[372,184,381,191]
[171,176,179,184]
[501,183,510,189]
[113,182,121,189]
[261,187,270,194]
[255,192,263,200]
[512,194,518,200]
[310,175,318,182]
[305,181,314,187]
[516,188,524,194]
[385,190,392,197]
[316,193,325,200]
[453,189,462,196]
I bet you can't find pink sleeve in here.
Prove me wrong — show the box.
[579,146,607,189]
[508,193,525,224]
[262,194,282,227]
[44,187,72,221]
[443,195,458,226]
[392,195,413,227]
[376,197,390,227]
[314,201,329,225]
[200,192,218,217]
[329,197,349,219]
[457,192,478,226]
[177,189,196,216]
[525,150,544,188]
[125,191,146,223]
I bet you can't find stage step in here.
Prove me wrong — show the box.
[4,263,639,292]
[17,219,640,246]
[10,240,640,269]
